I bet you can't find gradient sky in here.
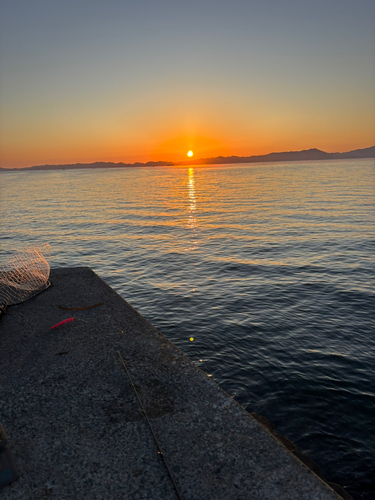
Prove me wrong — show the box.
[0,0,374,168]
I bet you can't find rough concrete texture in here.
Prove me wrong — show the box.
[0,267,346,500]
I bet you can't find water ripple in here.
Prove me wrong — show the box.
[0,159,374,499]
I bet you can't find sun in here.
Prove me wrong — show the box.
[187,150,193,157]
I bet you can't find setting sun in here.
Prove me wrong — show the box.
[187,150,193,157]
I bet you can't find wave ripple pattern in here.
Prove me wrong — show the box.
[1,159,374,499]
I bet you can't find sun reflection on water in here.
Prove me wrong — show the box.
[186,167,198,250]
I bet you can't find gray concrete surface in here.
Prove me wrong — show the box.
[0,267,349,499]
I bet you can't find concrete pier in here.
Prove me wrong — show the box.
[0,267,349,499]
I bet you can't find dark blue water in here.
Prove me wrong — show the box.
[1,159,374,498]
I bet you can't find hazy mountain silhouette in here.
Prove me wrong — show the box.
[174,145,375,166]
[0,146,374,171]
[25,160,174,170]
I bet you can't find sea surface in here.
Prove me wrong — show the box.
[1,159,374,499]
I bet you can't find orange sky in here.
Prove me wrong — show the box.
[1,0,374,168]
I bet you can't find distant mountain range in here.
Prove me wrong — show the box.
[0,160,174,171]
[174,145,375,165]
[1,146,374,171]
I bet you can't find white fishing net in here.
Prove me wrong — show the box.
[0,244,51,306]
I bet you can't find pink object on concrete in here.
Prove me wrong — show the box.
[51,318,75,329]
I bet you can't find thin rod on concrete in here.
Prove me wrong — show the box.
[117,351,184,500]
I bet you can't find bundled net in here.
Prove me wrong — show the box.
[0,244,51,306]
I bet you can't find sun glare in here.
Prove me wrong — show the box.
[187,150,193,157]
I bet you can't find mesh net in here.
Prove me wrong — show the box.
[0,244,51,306]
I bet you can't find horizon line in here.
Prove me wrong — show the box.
[1,144,375,170]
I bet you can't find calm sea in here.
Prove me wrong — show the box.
[1,159,374,499]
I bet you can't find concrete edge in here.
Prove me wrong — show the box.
[11,266,351,499]
[87,267,352,500]
[249,414,352,500]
